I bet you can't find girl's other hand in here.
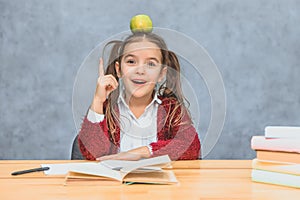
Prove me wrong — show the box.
[91,58,118,114]
[96,152,142,161]
[96,146,151,161]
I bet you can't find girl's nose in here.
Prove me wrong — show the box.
[136,64,146,74]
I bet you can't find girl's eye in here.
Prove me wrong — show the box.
[126,59,136,65]
[147,61,157,67]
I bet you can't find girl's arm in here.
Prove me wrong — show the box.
[150,126,200,160]
[150,106,201,160]
[78,58,119,160]
[78,116,114,160]
[97,146,150,161]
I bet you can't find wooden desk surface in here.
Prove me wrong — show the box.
[0,160,299,200]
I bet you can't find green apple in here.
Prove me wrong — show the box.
[130,14,153,33]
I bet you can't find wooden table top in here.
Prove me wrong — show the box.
[0,160,299,200]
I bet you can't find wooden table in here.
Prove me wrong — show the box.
[0,160,299,199]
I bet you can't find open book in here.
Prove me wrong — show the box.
[64,155,178,185]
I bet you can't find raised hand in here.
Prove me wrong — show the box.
[90,58,118,114]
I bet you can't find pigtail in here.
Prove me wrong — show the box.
[163,51,184,103]
[104,40,122,78]
[102,40,122,144]
[160,50,193,135]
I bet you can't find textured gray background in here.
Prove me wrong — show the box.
[1,0,299,159]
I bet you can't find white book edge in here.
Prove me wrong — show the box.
[251,169,300,188]
[251,136,300,153]
[265,126,300,138]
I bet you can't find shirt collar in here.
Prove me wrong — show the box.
[117,89,162,107]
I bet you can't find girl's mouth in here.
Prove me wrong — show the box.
[132,79,147,85]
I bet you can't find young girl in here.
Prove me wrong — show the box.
[78,32,200,161]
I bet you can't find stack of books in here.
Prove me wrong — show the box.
[251,126,300,188]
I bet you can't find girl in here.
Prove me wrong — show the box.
[78,32,200,161]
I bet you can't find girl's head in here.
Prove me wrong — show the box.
[105,32,183,103]
[115,34,167,103]
[103,32,187,141]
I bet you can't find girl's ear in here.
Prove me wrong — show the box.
[115,61,121,77]
[158,66,167,82]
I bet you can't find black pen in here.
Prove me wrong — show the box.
[11,167,50,176]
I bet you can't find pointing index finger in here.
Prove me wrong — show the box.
[98,58,105,77]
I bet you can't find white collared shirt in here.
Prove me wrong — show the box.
[87,90,161,153]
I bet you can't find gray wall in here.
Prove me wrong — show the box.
[1,0,299,159]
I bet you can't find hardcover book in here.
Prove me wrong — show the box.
[252,159,300,188]
[265,126,300,139]
[256,150,300,164]
[252,169,300,189]
[251,136,300,153]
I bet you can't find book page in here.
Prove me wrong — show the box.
[100,160,165,172]
[41,162,96,175]
[121,155,171,175]
[123,170,178,184]
[100,160,138,170]
[68,163,122,181]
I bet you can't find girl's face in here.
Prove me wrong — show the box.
[115,41,167,102]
